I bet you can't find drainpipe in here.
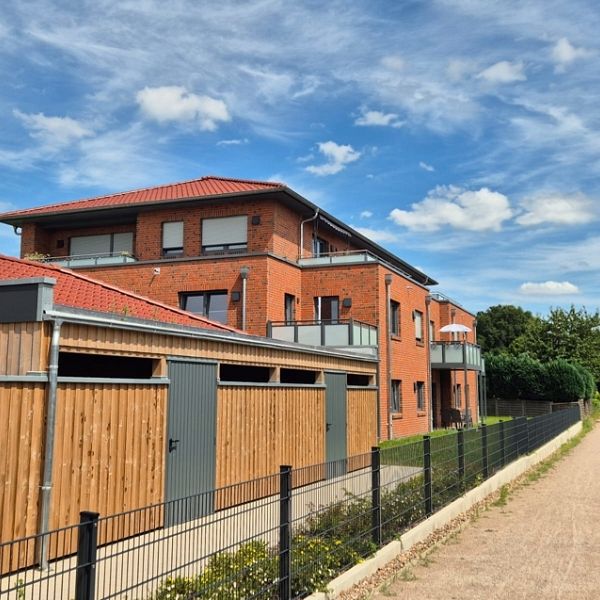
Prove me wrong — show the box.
[425,295,433,432]
[240,266,250,331]
[384,274,393,440]
[299,209,319,260]
[37,318,62,570]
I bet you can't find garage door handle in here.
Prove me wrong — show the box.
[326,423,332,432]
[169,438,180,453]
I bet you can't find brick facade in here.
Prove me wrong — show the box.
[14,189,481,439]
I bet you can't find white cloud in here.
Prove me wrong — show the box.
[477,61,526,84]
[306,141,361,176]
[354,108,404,128]
[360,210,373,219]
[13,109,93,147]
[419,161,435,172]
[516,194,596,226]
[217,138,249,146]
[552,38,590,72]
[519,281,580,296]
[446,59,475,82]
[389,185,513,232]
[355,227,398,244]
[136,86,230,131]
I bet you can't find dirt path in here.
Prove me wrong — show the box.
[370,424,600,600]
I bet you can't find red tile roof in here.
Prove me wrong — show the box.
[0,254,238,332]
[0,176,284,220]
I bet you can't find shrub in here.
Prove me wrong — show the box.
[544,359,586,402]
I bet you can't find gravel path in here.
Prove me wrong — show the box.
[368,423,600,600]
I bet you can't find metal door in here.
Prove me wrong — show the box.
[165,360,217,525]
[325,372,347,478]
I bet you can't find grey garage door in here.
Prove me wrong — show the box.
[325,372,347,478]
[165,360,217,525]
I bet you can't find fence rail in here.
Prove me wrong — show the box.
[0,407,580,599]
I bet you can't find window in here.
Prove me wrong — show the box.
[312,236,329,257]
[454,383,462,408]
[414,310,424,341]
[162,221,184,256]
[70,232,133,257]
[390,300,400,336]
[202,215,247,253]
[180,290,228,324]
[284,294,296,324]
[58,352,154,379]
[280,368,318,384]
[347,373,371,386]
[220,363,270,383]
[415,381,425,411]
[391,380,402,413]
[314,296,339,323]
[429,320,435,342]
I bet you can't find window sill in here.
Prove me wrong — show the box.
[417,411,427,416]
[415,339,424,347]
[392,412,403,420]
[390,334,402,341]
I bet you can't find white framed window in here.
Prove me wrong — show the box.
[314,296,339,323]
[202,215,247,253]
[391,380,402,413]
[162,221,184,256]
[414,310,424,341]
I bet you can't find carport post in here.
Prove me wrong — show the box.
[279,465,292,600]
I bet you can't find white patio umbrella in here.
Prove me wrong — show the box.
[439,323,472,334]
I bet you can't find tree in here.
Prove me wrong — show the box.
[511,306,600,382]
[476,305,535,354]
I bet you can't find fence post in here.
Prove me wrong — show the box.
[371,447,382,547]
[500,420,506,467]
[423,436,433,516]
[279,465,292,600]
[75,511,99,600]
[481,424,489,479]
[457,429,465,485]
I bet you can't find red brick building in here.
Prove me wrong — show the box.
[0,176,484,438]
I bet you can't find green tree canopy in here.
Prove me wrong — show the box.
[476,305,535,354]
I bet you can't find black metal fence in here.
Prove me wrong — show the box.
[0,407,579,599]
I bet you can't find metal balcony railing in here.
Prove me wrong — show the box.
[297,250,379,266]
[430,341,484,372]
[267,319,378,351]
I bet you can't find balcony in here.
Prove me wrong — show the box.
[43,252,138,268]
[430,341,485,372]
[298,250,378,267]
[267,319,378,356]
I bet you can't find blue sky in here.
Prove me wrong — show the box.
[0,0,598,315]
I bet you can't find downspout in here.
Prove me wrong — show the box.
[425,295,433,432]
[384,274,393,440]
[37,318,62,570]
[299,209,319,260]
[240,266,250,331]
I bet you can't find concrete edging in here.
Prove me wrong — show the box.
[307,421,583,599]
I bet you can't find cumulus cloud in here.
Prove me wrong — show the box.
[360,210,373,218]
[306,141,361,176]
[136,86,230,131]
[552,38,590,72]
[355,227,398,244]
[516,194,595,226]
[13,109,93,147]
[354,108,404,128]
[519,281,580,296]
[477,61,526,84]
[389,185,513,232]
[419,161,435,172]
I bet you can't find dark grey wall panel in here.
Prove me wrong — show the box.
[325,371,347,478]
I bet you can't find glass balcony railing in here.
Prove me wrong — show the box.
[43,252,138,268]
[298,250,379,267]
[430,341,484,372]
[267,319,378,354]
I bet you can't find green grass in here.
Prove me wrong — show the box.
[483,416,512,426]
